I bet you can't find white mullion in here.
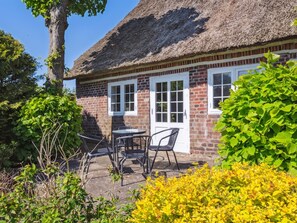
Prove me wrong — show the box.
[168,81,171,124]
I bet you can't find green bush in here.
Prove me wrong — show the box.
[216,52,297,174]
[0,164,134,223]
[0,101,23,168]
[0,30,38,168]
[0,164,95,222]
[130,163,297,222]
[15,92,82,160]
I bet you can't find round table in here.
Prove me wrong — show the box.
[112,129,146,169]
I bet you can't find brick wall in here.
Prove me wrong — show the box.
[76,43,297,154]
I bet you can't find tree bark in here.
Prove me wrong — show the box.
[46,0,69,91]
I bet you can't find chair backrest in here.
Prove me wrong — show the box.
[77,133,108,153]
[167,128,179,149]
[117,126,133,130]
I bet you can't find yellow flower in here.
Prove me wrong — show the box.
[130,163,297,223]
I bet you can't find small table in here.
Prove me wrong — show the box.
[112,129,146,169]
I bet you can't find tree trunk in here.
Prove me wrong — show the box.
[46,0,69,92]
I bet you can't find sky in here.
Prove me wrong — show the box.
[0,0,140,90]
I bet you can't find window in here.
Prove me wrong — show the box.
[208,64,257,114]
[108,79,137,116]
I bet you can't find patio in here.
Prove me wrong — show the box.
[82,152,216,202]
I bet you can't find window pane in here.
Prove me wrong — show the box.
[171,81,177,91]
[130,103,134,111]
[162,82,167,91]
[171,113,177,122]
[171,103,176,112]
[156,113,162,122]
[111,95,117,103]
[161,103,168,112]
[213,98,221,109]
[131,94,134,101]
[178,103,183,112]
[171,92,176,101]
[157,103,161,112]
[223,85,231,96]
[116,104,121,111]
[111,85,120,94]
[125,94,129,102]
[111,104,116,112]
[213,86,221,97]
[178,92,183,101]
[223,73,231,84]
[213,73,221,85]
[125,84,129,93]
[156,93,161,102]
[157,83,161,92]
[178,113,183,123]
[177,81,183,90]
[116,95,120,103]
[163,114,167,122]
[162,92,167,102]
[125,103,129,111]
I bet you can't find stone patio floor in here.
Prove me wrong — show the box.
[81,152,217,203]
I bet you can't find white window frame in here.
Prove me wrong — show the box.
[108,79,137,116]
[207,64,258,115]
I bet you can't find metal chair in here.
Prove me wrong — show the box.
[77,133,115,176]
[116,135,150,186]
[148,128,180,173]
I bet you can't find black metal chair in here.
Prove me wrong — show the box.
[116,135,150,186]
[77,133,115,176]
[148,128,180,173]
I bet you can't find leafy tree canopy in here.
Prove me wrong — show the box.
[22,0,107,18]
[0,30,38,103]
[21,0,107,92]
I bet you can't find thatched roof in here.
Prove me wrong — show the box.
[68,0,297,79]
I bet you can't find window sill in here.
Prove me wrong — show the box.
[208,109,222,115]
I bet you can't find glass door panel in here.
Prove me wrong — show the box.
[156,82,168,123]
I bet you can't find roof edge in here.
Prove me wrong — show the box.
[65,38,297,81]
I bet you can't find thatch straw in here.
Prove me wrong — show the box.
[68,0,297,79]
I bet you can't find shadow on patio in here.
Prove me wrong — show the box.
[83,152,216,202]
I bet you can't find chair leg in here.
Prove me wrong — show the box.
[84,156,91,176]
[150,150,159,173]
[166,151,171,165]
[119,158,126,186]
[172,151,180,171]
[138,157,146,173]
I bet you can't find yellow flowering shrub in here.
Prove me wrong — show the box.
[130,163,297,223]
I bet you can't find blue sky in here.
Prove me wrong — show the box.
[0,0,140,90]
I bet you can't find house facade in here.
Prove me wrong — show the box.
[67,0,297,155]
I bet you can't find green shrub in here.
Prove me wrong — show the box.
[130,163,297,222]
[0,163,134,223]
[216,52,297,174]
[0,30,38,168]
[15,92,82,160]
[0,164,95,222]
[0,101,21,168]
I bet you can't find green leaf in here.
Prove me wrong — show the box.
[280,105,292,112]
[264,52,280,64]
[230,137,239,148]
[288,144,297,155]
[272,131,292,145]
[273,159,283,168]
[248,146,256,156]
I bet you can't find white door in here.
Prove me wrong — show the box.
[150,73,190,153]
